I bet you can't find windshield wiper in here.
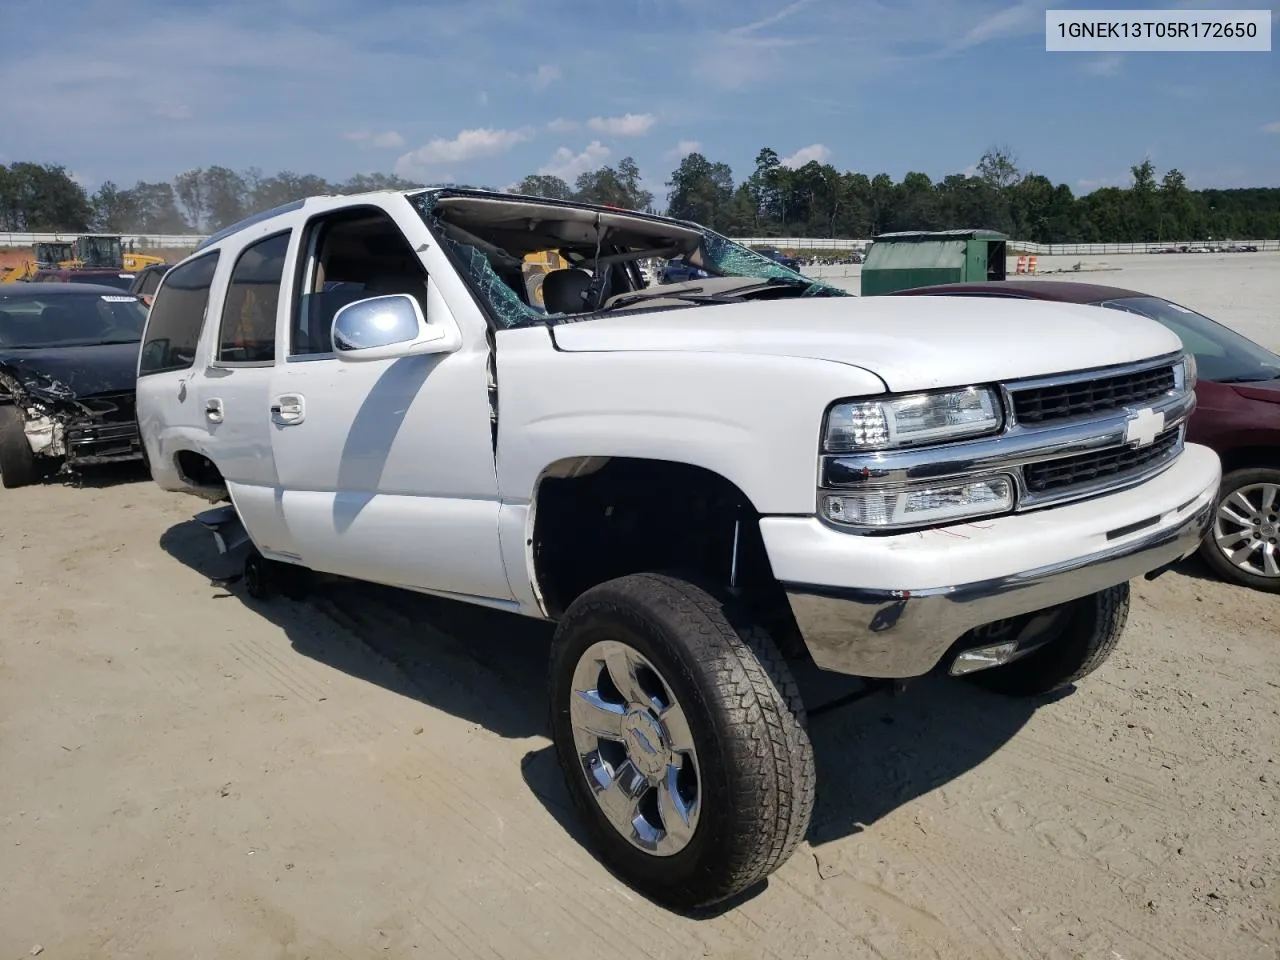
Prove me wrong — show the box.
[606,287,743,310]
[1217,374,1279,384]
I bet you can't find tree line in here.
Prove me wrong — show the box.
[3,149,1277,243]
[654,148,1280,243]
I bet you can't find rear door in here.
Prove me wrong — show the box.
[136,251,221,493]
[196,227,297,558]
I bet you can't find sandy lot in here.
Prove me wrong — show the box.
[811,251,1280,351]
[2,257,1279,959]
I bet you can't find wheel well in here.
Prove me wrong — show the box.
[531,457,798,637]
[175,449,227,492]
[1218,446,1279,475]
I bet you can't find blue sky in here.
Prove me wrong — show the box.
[2,0,1276,206]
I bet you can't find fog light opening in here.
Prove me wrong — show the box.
[949,640,1021,676]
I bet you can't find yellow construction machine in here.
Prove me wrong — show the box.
[0,235,165,282]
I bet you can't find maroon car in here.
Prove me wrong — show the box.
[892,280,1280,593]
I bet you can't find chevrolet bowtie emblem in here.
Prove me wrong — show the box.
[1124,407,1164,447]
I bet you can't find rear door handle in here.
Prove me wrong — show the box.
[271,394,305,425]
[205,398,224,423]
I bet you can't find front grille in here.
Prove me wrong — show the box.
[1023,427,1180,494]
[1011,365,1176,425]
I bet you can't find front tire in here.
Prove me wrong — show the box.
[548,573,814,910]
[0,406,41,489]
[968,584,1130,696]
[1198,467,1280,593]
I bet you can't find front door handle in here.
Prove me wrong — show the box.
[205,398,223,423]
[270,394,305,425]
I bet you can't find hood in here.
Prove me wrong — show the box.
[0,341,141,399]
[549,295,1184,392]
[1231,378,1280,405]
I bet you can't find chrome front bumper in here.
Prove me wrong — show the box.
[770,444,1220,679]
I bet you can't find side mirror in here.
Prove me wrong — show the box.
[331,293,460,362]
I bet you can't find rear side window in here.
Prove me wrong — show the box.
[139,251,220,376]
[217,231,290,363]
[138,269,166,296]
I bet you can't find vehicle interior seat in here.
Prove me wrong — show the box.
[542,268,594,314]
[363,273,430,315]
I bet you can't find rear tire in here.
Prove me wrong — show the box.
[548,572,814,910]
[243,550,273,600]
[0,406,40,489]
[967,584,1129,696]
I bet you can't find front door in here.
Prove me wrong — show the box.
[266,198,512,604]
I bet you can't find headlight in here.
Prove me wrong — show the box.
[824,387,1002,452]
[823,475,1015,529]
[1179,353,1197,392]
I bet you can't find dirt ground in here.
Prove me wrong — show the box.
[3,255,1280,959]
[812,251,1280,353]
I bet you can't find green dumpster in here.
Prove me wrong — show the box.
[860,229,1007,296]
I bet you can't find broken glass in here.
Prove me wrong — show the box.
[410,190,849,330]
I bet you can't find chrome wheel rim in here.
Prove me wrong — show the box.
[569,640,701,857]
[1213,482,1280,579]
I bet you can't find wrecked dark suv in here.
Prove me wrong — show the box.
[0,283,148,488]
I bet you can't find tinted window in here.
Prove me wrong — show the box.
[1100,296,1280,384]
[291,210,425,356]
[0,293,148,349]
[140,270,166,295]
[139,251,219,376]
[217,231,289,363]
[67,274,133,290]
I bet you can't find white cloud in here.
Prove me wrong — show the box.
[346,129,406,150]
[730,0,817,36]
[587,113,656,137]
[780,143,831,168]
[665,139,702,160]
[395,126,534,176]
[949,1,1042,52]
[530,64,562,90]
[1261,121,1280,134]
[1084,54,1124,77]
[547,117,579,133]
[478,90,489,106]
[539,141,610,181]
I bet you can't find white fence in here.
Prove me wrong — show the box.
[3,230,1276,256]
[0,232,207,249]
[734,237,1279,255]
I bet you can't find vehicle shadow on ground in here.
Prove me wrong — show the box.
[160,517,1056,914]
[56,461,152,489]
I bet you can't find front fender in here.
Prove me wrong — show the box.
[493,325,888,515]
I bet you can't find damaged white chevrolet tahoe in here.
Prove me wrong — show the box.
[136,188,1221,909]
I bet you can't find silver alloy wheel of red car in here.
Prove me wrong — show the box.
[1212,480,1280,580]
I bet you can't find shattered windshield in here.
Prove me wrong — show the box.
[0,294,148,349]
[410,189,848,330]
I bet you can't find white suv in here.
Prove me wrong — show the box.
[137,188,1220,909]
